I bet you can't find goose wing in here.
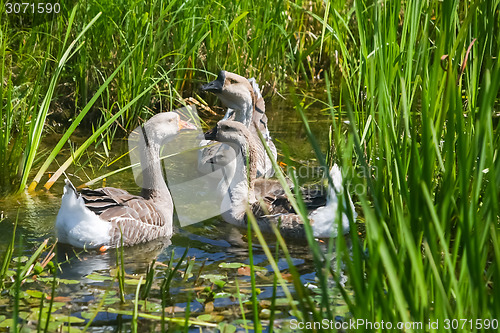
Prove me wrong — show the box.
[253,179,327,213]
[248,83,277,177]
[250,180,330,240]
[79,187,169,246]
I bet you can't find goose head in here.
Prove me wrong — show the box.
[134,112,195,195]
[201,71,255,126]
[205,120,258,185]
[141,112,195,145]
[204,120,253,150]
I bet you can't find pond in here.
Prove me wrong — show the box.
[0,87,354,332]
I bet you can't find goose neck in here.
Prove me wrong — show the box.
[220,134,258,221]
[232,95,255,128]
[139,140,171,205]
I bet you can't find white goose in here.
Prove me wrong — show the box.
[205,120,356,239]
[56,112,195,249]
[199,70,277,178]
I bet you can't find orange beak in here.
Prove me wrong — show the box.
[178,118,197,131]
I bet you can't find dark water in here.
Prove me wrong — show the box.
[0,90,349,331]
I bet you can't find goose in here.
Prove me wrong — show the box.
[198,70,277,178]
[205,120,356,239]
[55,112,195,249]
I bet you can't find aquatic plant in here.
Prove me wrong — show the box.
[252,0,500,331]
[0,0,498,331]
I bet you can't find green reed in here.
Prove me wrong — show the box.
[1,0,329,195]
[237,1,500,332]
[250,0,500,331]
[0,0,498,331]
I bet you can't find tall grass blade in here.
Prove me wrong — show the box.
[18,10,101,193]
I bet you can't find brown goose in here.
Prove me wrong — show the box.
[199,70,277,178]
[55,112,195,249]
[205,120,356,239]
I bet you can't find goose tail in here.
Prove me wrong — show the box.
[309,164,356,238]
[64,178,79,196]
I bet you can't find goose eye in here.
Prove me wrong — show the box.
[229,78,237,84]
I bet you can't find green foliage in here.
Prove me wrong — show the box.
[0,0,499,331]
[257,0,500,331]
[0,0,329,194]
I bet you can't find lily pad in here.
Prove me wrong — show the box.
[200,273,226,281]
[49,314,85,323]
[12,256,29,263]
[59,325,83,333]
[218,322,237,333]
[26,290,46,298]
[80,311,98,320]
[214,292,233,299]
[0,318,13,328]
[200,274,227,288]
[124,278,146,285]
[232,319,253,327]
[85,273,113,281]
[57,278,80,285]
[196,313,224,322]
[219,262,244,269]
[142,301,163,312]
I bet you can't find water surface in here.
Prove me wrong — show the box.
[0,89,350,332]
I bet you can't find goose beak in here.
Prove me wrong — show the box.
[203,125,218,140]
[201,70,225,93]
[178,119,197,131]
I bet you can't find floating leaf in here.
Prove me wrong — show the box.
[124,278,146,285]
[213,280,226,288]
[200,274,226,281]
[218,322,237,333]
[103,297,121,306]
[49,314,85,323]
[9,290,30,299]
[0,318,13,328]
[232,319,253,326]
[80,311,97,320]
[12,256,29,263]
[196,314,224,322]
[142,301,163,312]
[85,273,113,281]
[49,302,67,310]
[46,321,65,332]
[26,290,46,298]
[214,292,233,299]
[59,325,83,333]
[250,265,267,273]
[219,263,244,269]
[200,274,227,288]
[57,278,80,284]
[273,298,296,306]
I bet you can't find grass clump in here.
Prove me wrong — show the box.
[253,0,500,331]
